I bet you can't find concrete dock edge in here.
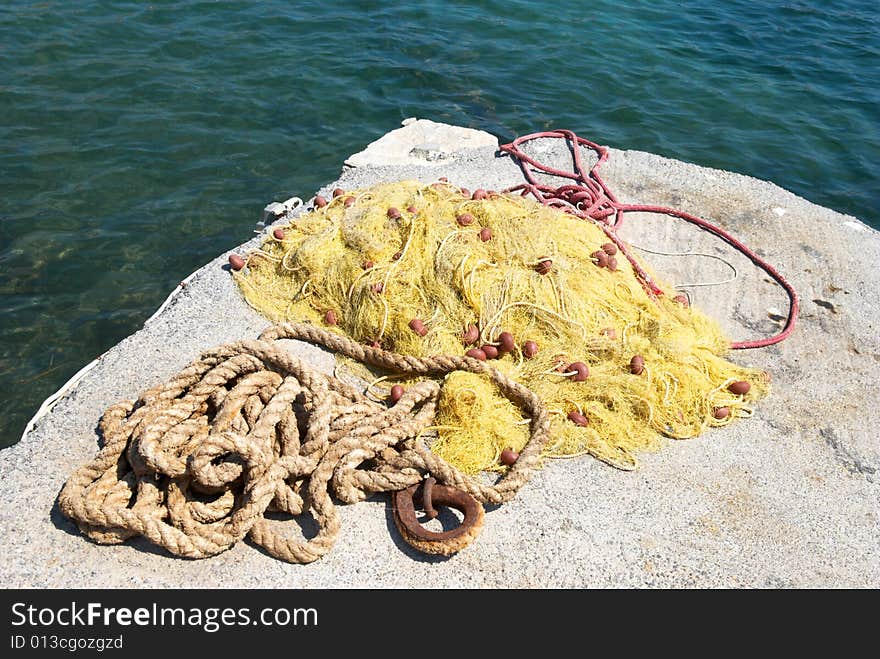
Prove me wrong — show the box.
[2,120,877,588]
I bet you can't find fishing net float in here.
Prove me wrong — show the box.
[60,130,797,560]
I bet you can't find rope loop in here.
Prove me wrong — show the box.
[59,323,552,562]
[500,129,798,349]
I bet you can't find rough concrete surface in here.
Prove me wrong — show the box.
[344,118,499,168]
[2,120,877,588]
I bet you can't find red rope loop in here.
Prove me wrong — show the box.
[499,129,798,350]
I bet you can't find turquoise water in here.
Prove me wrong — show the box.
[1,1,877,447]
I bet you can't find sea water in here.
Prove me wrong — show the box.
[0,0,877,445]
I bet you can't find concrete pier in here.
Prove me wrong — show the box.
[2,120,877,587]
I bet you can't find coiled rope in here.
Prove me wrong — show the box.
[59,323,550,562]
[500,129,798,349]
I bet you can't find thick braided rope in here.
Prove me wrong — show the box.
[59,323,551,563]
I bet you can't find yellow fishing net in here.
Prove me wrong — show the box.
[234,180,768,472]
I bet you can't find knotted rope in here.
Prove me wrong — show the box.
[59,323,550,563]
[500,129,799,349]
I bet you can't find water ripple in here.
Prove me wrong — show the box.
[0,0,877,445]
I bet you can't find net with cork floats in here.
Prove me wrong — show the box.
[237,180,768,471]
[59,130,797,561]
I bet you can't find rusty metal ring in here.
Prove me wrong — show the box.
[392,480,485,556]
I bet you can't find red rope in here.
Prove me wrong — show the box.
[498,129,798,350]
